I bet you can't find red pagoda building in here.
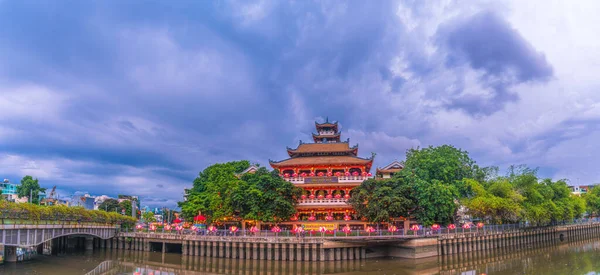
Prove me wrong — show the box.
[269,119,374,230]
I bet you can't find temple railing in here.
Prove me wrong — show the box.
[297,198,349,205]
[284,176,368,184]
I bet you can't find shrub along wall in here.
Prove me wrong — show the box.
[0,201,136,228]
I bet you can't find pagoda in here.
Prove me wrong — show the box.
[269,118,374,230]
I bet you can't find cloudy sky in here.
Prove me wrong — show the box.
[1,1,599,208]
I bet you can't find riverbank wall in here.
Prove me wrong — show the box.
[437,223,600,256]
[104,234,366,261]
[109,223,600,261]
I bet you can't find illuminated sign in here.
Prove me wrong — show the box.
[303,223,337,230]
[304,177,339,184]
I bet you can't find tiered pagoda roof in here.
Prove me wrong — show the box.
[270,119,374,171]
[286,142,358,157]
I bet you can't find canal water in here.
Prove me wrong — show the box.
[2,238,600,275]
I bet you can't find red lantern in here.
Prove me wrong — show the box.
[477,222,484,228]
[325,215,333,221]
[431,224,440,230]
[271,226,281,233]
[335,172,341,177]
[318,172,324,176]
[410,224,420,231]
[308,216,316,221]
[345,171,350,176]
[317,194,324,199]
[327,172,333,176]
[300,172,306,177]
[207,225,217,232]
[300,194,307,200]
[326,194,332,199]
[173,218,182,224]
[362,172,367,177]
[230,226,239,233]
[365,226,375,233]
[342,225,352,234]
[250,226,259,233]
[352,171,359,176]
[344,215,352,221]
[194,215,206,222]
[448,224,456,230]
[344,194,350,199]
[334,193,341,199]
[367,172,372,177]
[388,225,398,232]
[309,194,315,199]
[310,172,315,177]
[462,223,471,229]
[290,215,298,221]
[284,173,290,178]
[292,227,304,234]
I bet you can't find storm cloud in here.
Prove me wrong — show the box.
[1,1,599,208]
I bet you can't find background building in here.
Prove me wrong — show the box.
[1,179,46,203]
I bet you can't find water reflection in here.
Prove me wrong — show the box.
[3,238,600,274]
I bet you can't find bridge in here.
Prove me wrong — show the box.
[0,223,116,246]
[0,223,116,262]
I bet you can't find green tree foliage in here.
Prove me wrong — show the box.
[234,168,302,222]
[462,179,523,224]
[119,200,133,216]
[400,145,483,225]
[98,199,120,212]
[178,161,300,224]
[179,160,249,222]
[584,187,600,216]
[348,178,414,223]
[142,211,156,223]
[352,145,585,226]
[403,145,486,195]
[16,176,46,204]
[463,166,585,225]
[0,200,136,226]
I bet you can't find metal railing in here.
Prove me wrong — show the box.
[122,218,600,240]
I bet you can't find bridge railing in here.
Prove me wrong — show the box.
[122,218,600,239]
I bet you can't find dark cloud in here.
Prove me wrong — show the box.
[438,11,553,115]
[0,1,594,208]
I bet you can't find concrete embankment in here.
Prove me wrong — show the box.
[108,223,600,261]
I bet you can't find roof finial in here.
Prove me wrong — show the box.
[325,116,329,123]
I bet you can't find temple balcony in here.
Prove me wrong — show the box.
[283,176,369,184]
[296,198,350,206]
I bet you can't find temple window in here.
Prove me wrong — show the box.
[349,168,362,175]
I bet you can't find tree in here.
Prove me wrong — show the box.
[348,178,414,223]
[16,176,46,204]
[178,160,250,222]
[462,179,523,224]
[585,187,600,216]
[235,168,301,223]
[394,145,484,225]
[464,166,585,226]
[99,199,120,212]
[142,211,156,223]
[119,200,133,216]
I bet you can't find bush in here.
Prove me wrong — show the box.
[0,201,136,227]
